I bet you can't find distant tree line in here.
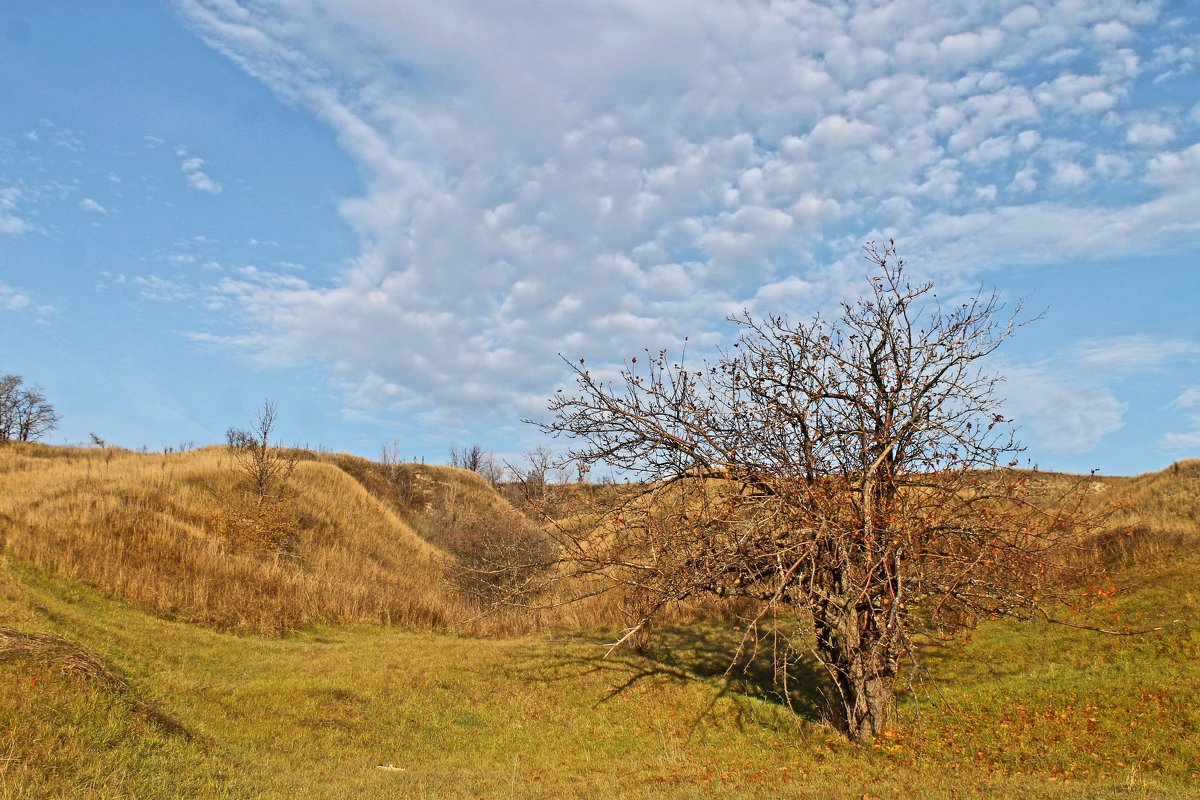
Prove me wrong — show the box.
[448,442,565,491]
[0,374,59,443]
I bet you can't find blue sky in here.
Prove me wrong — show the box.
[1,1,1198,475]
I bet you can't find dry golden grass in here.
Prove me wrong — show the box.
[509,463,1200,638]
[1093,460,1200,558]
[2,443,1196,642]
[0,443,458,635]
[0,443,734,639]
[1016,461,1200,566]
[327,454,538,557]
[323,455,680,634]
[0,443,623,638]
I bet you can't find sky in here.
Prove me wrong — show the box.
[1,0,1198,476]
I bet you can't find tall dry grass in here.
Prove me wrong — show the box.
[1076,460,1200,565]
[505,464,1200,636]
[3,442,1196,639]
[0,443,457,634]
[321,454,563,633]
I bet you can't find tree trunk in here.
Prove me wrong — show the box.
[817,606,895,741]
[836,656,894,741]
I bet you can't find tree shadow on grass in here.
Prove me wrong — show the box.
[513,622,835,729]
[648,623,832,723]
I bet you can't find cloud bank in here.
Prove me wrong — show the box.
[175,0,1200,452]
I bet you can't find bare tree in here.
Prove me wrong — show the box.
[212,400,302,554]
[449,443,505,485]
[380,439,406,484]
[508,446,555,497]
[0,374,21,442]
[450,443,483,472]
[0,375,60,443]
[226,400,297,508]
[539,243,1102,741]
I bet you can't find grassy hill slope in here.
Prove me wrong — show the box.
[0,444,458,634]
[1,544,1196,798]
[0,448,1198,797]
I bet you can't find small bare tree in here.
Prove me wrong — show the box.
[540,243,1103,741]
[450,443,505,485]
[380,439,406,484]
[0,375,20,441]
[219,400,299,552]
[449,443,484,472]
[508,446,555,499]
[0,375,60,443]
[226,401,297,508]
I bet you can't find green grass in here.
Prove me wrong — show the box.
[892,559,1200,788]
[1,550,1198,799]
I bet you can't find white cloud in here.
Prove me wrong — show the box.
[1034,73,1120,114]
[176,147,222,193]
[1016,130,1041,150]
[1076,336,1200,375]
[1009,166,1038,192]
[751,275,814,314]
[134,275,191,302]
[1093,21,1133,45]
[938,29,1005,67]
[1161,386,1200,453]
[0,284,53,317]
[1126,121,1175,146]
[174,0,1199,431]
[0,284,32,312]
[1005,339,1200,456]
[1160,430,1200,452]
[80,197,108,214]
[0,186,32,236]
[1145,143,1200,190]
[1171,386,1200,410]
[1051,161,1088,188]
[1001,6,1040,33]
[966,136,1013,163]
[1147,41,1198,83]
[1093,152,1132,179]
[1003,364,1127,455]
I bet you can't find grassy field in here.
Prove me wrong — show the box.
[1,445,1198,797]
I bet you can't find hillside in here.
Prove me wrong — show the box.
[1096,460,1200,560]
[8,443,1185,639]
[0,446,1198,797]
[0,444,484,634]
